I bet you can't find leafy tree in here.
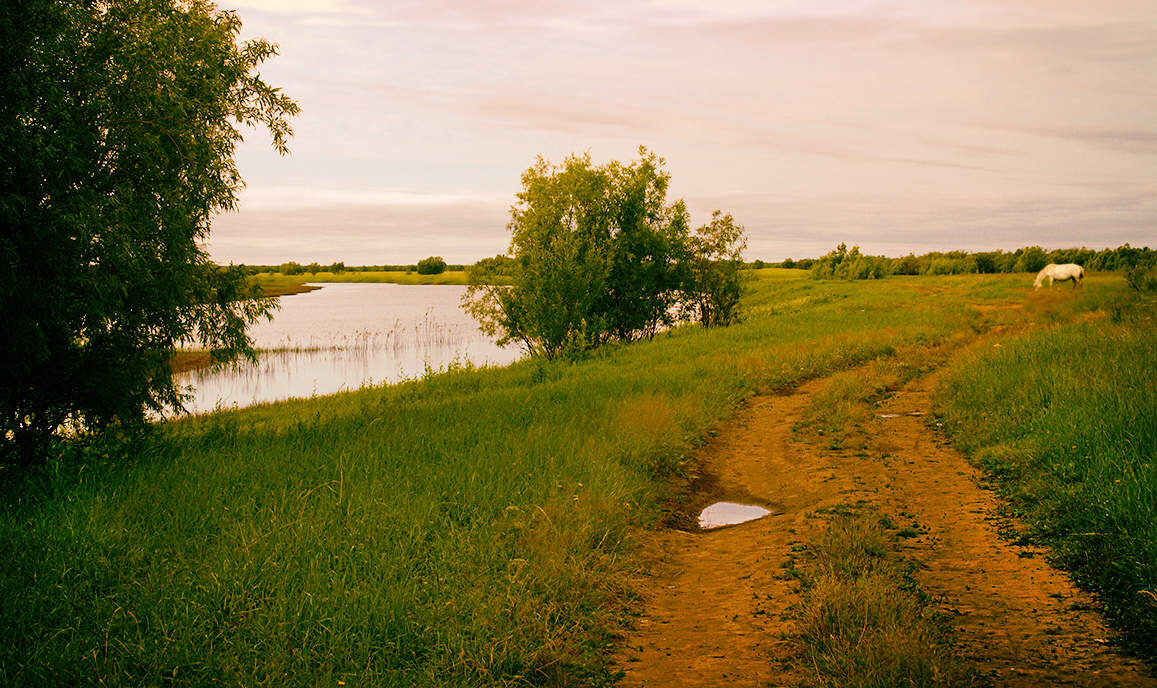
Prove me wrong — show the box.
[892,253,921,275]
[810,244,890,280]
[417,256,447,275]
[465,149,694,357]
[0,0,298,463]
[1012,246,1048,273]
[597,151,690,340]
[682,211,747,327]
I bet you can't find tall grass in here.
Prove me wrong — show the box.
[0,272,1116,685]
[937,294,1157,656]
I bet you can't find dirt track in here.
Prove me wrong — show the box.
[614,367,1154,687]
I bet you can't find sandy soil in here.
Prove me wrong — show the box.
[614,366,1155,687]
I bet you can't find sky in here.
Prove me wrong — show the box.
[207,0,1157,264]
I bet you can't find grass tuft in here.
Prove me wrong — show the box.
[795,510,975,688]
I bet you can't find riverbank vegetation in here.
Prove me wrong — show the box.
[253,270,473,292]
[5,270,1147,685]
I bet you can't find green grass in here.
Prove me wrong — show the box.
[0,272,1137,685]
[794,508,975,688]
[937,292,1157,657]
[794,345,948,449]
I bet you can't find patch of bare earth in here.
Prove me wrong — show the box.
[614,366,1154,687]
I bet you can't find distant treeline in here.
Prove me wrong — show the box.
[239,260,468,275]
[764,243,1154,280]
[238,244,1154,281]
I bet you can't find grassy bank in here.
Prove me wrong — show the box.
[937,293,1157,657]
[0,272,1129,685]
[255,270,472,291]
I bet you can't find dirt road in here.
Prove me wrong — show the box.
[614,368,1154,687]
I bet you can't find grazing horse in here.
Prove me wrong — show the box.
[1034,263,1084,289]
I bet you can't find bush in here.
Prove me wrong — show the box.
[1124,262,1157,292]
[683,211,747,327]
[1012,246,1048,273]
[417,256,448,275]
[811,244,890,280]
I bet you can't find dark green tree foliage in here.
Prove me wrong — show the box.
[0,0,298,463]
[808,244,1155,280]
[466,149,709,357]
[810,244,889,280]
[1012,246,1049,273]
[683,211,747,327]
[598,154,690,340]
[416,256,447,275]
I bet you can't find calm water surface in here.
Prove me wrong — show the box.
[175,283,520,414]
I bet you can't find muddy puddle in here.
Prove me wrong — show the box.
[698,502,772,530]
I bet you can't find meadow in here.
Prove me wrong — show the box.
[1,269,1149,685]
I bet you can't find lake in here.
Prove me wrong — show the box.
[174,283,520,414]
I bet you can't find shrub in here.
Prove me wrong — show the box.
[417,256,447,275]
[811,244,891,280]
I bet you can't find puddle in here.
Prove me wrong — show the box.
[698,502,772,530]
[878,413,900,418]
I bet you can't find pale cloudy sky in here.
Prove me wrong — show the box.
[207,0,1157,264]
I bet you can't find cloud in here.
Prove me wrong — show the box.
[209,201,512,264]
[231,0,352,14]
[235,186,510,211]
[471,95,650,135]
[978,124,1157,156]
[213,0,1157,264]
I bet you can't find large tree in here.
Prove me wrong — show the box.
[0,0,299,463]
[465,148,748,358]
[465,149,692,357]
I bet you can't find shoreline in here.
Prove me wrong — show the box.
[170,284,322,374]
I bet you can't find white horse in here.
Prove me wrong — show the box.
[1034,263,1084,289]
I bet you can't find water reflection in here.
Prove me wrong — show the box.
[175,283,520,414]
[698,502,773,530]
